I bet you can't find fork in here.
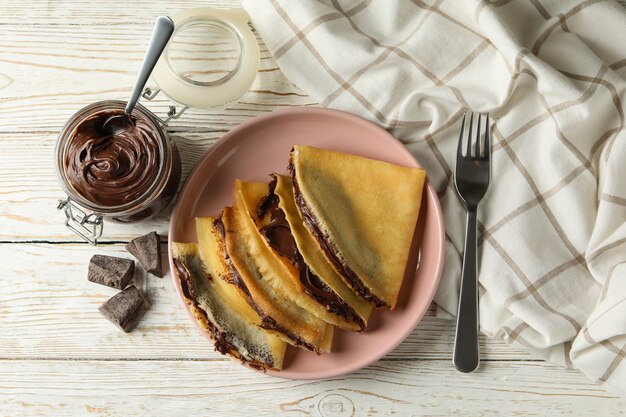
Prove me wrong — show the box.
[453,112,491,373]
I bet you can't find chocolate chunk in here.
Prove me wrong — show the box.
[88,254,134,289]
[126,232,163,277]
[98,285,146,332]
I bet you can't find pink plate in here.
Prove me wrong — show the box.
[168,107,445,379]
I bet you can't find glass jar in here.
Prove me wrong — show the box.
[55,100,181,244]
[150,7,259,113]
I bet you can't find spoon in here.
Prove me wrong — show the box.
[102,16,175,136]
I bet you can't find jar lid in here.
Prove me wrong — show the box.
[152,7,260,109]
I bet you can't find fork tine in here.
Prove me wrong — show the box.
[466,112,474,157]
[457,113,467,159]
[483,113,490,160]
[475,113,482,158]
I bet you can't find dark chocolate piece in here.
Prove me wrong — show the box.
[88,254,134,289]
[98,285,146,332]
[126,231,163,277]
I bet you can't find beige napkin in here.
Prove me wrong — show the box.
[243,0,626,390]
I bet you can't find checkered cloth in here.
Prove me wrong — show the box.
[244,0,626,390]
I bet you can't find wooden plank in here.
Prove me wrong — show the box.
[0,24,314,134]
[0,132,218,241]
[0,0,245,25]
[0,359,622,417]
[1,0,625,25]
[0,243,532,360]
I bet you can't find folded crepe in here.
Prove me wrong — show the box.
[195,217,260,326]
[235,178,366,331]
[171,241,286,370]
[249,174,373,331]
[289,145,426,309]
[218,205,334,353]
[196,214,322,349]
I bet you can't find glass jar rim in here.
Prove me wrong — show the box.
[55,100,168,214]
[164,16,244,88]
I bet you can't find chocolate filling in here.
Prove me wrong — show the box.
[215,216,318,352]
[257,177,365,329]
[257,177,299,263]
[289,162,388,309]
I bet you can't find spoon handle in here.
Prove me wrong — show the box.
[125,16,175,115]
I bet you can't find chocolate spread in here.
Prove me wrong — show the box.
[289,163,388,309]
[257,177,365,329]
[257,178,298,262]
[64,109,161,207]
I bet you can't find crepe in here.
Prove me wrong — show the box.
[196,215,326,349]
[220,205,334,353]
[272,174,373,329]
[289,145,426,309]
[195,217,264,326]
[171,241,286,370]
[236,178,369,331]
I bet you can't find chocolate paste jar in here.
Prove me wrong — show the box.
[55,100,181,243]
[54,7,259,244]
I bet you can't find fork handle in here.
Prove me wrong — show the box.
[453,208,480,373]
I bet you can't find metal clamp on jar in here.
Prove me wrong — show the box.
[55,7,260,244]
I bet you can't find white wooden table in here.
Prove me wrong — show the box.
[1,1,624,416]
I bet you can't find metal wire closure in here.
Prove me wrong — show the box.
[57,198,103,245]
[142,87,189,126]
